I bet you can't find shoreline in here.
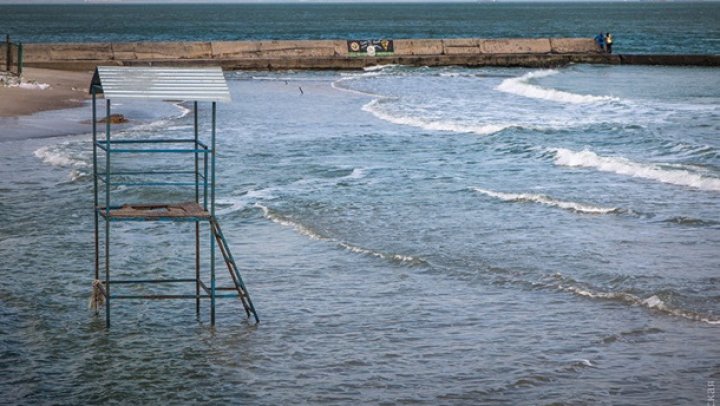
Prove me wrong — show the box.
[0,68,92,117]
[0,68,94,141]
[2,44,718,140]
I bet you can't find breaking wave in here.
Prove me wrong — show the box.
[331,76,386,98]
[33,144,88,168]
[559,284,720,325]
[496,69,619,104]
[473,188,619,214]
[255,203,427,266]
[661,216,720,227]
[363,64,399,72]
[362,99,510,136]
[553,148,720,192]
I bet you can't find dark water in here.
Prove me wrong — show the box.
[1,2,720,405]
[2,64,719,404]
[1,2,720,53]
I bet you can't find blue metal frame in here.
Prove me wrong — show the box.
[91,87,258,327]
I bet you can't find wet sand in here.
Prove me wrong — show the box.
[0,68,92,118]
[0,68,94,140]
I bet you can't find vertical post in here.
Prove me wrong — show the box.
[105,98,111,328]
[211,102,216,218]
[210,102,216,325]
[194,101,199,203]
[92,88,99,285]
[16,43,22,77]
[6,35,11,72]
[194,101,200,316]
[203,151,208,210]
[105,99,111,217]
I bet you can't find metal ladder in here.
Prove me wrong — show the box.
[210,217,260,323]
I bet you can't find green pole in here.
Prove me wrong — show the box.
[17,43,22,77]
[6,35,11,72]
[105,98,111,328]
[210,102,216,325]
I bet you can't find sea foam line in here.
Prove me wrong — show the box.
[496,69,619,104]
[330,76,386,98]
[363,64,399,72]
[553,148,720,192]
[255,203,426,266]
[473,188,618,214]
[362,99,509,136]
[559,284,720,325]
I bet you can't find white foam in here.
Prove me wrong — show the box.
[345,168,366,180]
[330,77,385,97]
[560,285,720,325]
[363,64,398,72]
[69,169,86,182]
[15,82,51,90]
[553,148,720,192]
[337,241,424,265]
[33,145,87,168]
[496,69,618,104]
[362,99,509,136]
[255,204,326,240]
[215,188,276,216]
[641,295,664,309]
[474,188,617,214]
[172,102,192,119]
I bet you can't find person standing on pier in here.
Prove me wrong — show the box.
[594,32,605,52]
[605,32,614,53]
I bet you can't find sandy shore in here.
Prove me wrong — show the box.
[0,68,93,117]
[0,68,96,141]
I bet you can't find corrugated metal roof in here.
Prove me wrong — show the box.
[90,66,231,102]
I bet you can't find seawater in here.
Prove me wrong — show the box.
[1,63,719,404]
[2,2,720,54]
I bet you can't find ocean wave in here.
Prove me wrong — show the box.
[362,99,510,136]
[660,216,720,227]
[255,203,426,266]
[215,188,277,216]
[345,168,366,180]
[496,69,619,104]
[33,144,88,168]
[363,64,399,72]
[336,242,427,266]
[255,203,325,240]
[559,284,720,325]
[552,148,720,192]
[473,188,619,214]
[330,77,386,98]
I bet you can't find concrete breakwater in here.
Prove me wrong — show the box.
[1,38,718,71]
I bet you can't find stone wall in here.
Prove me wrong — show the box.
[14,38,718,70]
[20,38,602,65]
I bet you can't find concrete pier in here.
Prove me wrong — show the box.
[1,38,718,71]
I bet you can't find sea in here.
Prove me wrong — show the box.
[1,2,719,405]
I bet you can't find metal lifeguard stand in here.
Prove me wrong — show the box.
[89,66,258,327]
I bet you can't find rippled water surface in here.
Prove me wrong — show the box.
[1,65,720,404]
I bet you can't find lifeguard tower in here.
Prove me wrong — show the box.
[89,66,258,327]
